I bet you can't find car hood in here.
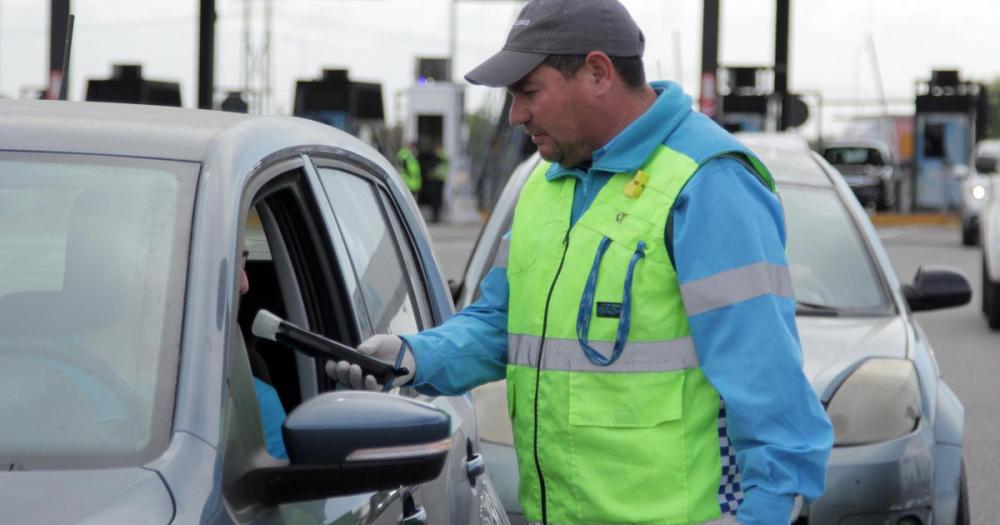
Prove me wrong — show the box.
[798,314,908,400]
[0,467,173,524]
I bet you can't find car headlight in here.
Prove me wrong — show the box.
[971,184,988,200]
[826,358,921,446]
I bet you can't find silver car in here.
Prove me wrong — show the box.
[0,100,508,525]
[459,133,970,524]
[823,138,897,211]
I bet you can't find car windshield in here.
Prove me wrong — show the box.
[824,147,883,166]
[0,152,197,469]
[766,158,892,315]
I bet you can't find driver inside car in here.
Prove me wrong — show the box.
[239,248,288,460]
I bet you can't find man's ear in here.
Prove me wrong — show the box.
[583,51,615,93]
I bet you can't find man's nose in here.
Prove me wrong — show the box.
[508,95,529,127]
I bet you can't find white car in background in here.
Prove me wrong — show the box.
[975,139,1000,327]
[457,133,971,525]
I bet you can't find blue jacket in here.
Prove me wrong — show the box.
[253,377,288,460]
[403,81,832,525]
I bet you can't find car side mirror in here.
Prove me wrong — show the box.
[975,155,999,174]
[903,266,971,312]
[227,391,451,511]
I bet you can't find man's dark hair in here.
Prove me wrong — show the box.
[542,54,647,90]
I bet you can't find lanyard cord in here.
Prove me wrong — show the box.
[576,237,646,366]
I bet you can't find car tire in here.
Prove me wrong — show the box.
[983,257,1000,329]
[877,180,895,211]
[962,221,978,247]
[956,459,970,525]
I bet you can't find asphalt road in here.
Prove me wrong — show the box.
[428,221,998,523]
[880,225,999,523]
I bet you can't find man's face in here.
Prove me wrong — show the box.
[508,64,593,167]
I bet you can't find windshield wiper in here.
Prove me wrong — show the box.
[795,300,841,316]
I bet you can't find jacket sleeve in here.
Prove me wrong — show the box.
[401,234,511,396]
[670,157,833,525]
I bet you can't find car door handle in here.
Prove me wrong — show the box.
[466,452,486,483]
[400,491,427,525]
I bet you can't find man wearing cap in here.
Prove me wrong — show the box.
[328,1,833,524]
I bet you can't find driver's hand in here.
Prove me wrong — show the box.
[324,334,415,391]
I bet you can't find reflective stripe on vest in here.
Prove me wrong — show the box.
[507,333,699,373]
[680,261,795,316]
[528,515,740,525]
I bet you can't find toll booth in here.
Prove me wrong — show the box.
[86,64,181,107]
[913,70,988,210]
[293,69,387,150]
[403,58,473,223]
[718,66,771,132]
[403,59,464,168]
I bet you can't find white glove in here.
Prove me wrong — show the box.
[324,334,416,391]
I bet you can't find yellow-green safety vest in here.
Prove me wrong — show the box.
[396,147,422,192]
[505,144,774,525]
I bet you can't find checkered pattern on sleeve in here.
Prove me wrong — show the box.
[716,402,744,515]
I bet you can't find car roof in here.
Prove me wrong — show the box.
[0,100,253,161]
[0,100,397,175]
[735,131,811,153]
[734,132,833,186]
[977,139,1000,159]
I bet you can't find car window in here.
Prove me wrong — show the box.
[782,184,891,312]
[0,152,196,469]
[377,190,434,328]
[316,168,420,335]
[825,147,883,166]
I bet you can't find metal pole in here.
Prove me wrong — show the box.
[700,0,719,119]
[673,30,683,86]
[59,14,72,100]
[48,0,69,100]
[448,0,457,82]
[263,0,272,113]
[0,1,4,96]
[198,0,215,109]
[774,0,790,129]
[242,0,256,113]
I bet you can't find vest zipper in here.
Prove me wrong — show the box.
[533,228,571,525]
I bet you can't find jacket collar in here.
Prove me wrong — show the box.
[545,80,692,181]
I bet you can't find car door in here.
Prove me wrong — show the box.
[307,154,500,525]
[218,153,418,525]
[457,154,541,524]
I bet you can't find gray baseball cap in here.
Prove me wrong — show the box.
[464,0,645,87]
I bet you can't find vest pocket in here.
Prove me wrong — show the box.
[568,370,684,428]
[566,371,691,523]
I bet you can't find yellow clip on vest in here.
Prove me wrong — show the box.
[623,169,649,198]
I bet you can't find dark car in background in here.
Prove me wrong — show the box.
[823,138,898,211]
[0,100,508,525]
[459,133,970,525]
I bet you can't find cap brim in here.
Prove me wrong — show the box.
[464,49,547,87]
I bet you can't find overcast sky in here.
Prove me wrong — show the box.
[2,0,999,139]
